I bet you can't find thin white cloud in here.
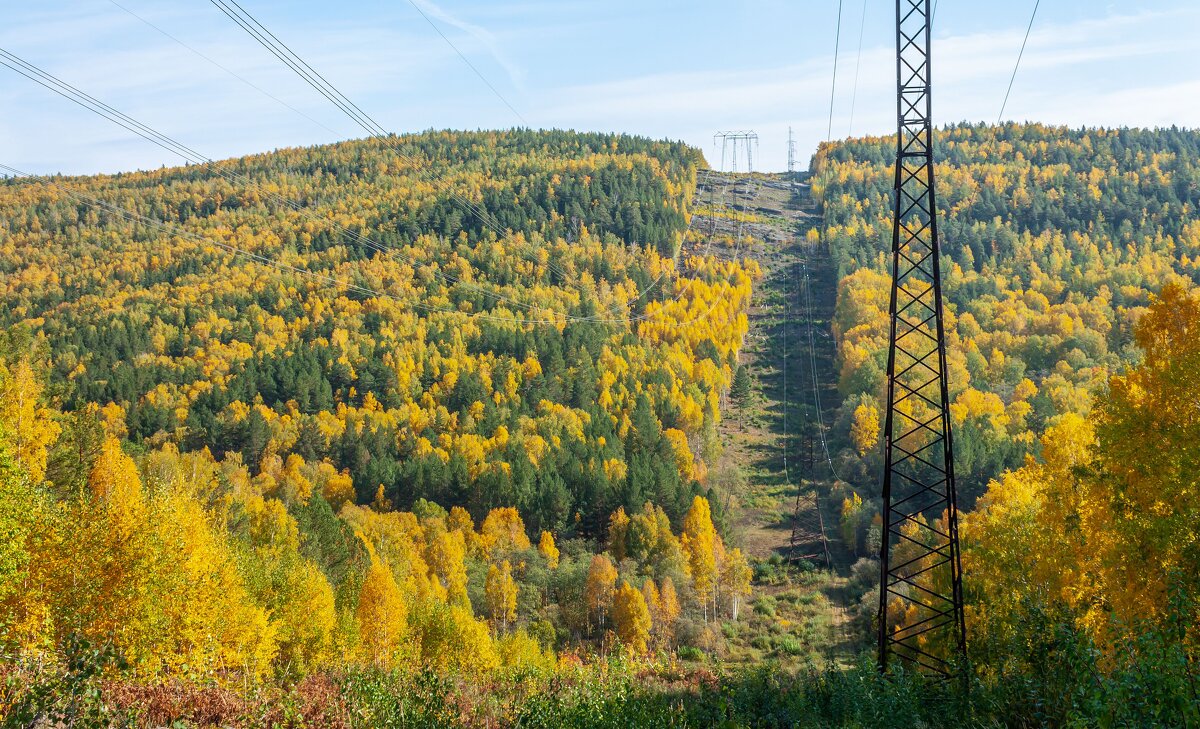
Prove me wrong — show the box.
[407,0,526,89]
[535,8,1200,171]
[4,2,1199,175]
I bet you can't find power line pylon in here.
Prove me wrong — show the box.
[787,126,797,175]
[789,434,831,569]
[713,131,759,174]
[876,0,966,677]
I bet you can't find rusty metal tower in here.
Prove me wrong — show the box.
[876,0,966,676]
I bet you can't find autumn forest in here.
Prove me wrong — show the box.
[2,123,1199,727]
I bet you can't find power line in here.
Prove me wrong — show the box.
[998,0,1041,123]
[801,255,842,483]
[101,3,582,314]
[207,0,755,330]
[1,47,740,333]
[847,0,867,137]
[105,0,339,138]
[3,33,741,333]
[205,0,575,282]
[0,46,563,320]
[210,0,385,135]
[0,161,671,327]
[0,164,386,303]
[826,0,845,141]
[404,0,528,126]
[208,0,757,327]
[806,0,849,484]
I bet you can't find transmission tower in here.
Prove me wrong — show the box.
[876,0,966,677]
[787,126,797,175]
[714,131,759,174]
[789,434,831,568]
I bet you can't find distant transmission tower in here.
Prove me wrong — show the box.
[714,131,759,174]
[787,126,797,175]
[876,0,966,677]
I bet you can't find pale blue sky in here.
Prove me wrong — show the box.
[2,1,1198,174]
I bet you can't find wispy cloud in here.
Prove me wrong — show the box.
[3,2,1197,175]
[535,8,1200,170]
[408,0,525,90]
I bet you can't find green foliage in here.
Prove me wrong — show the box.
[2,634,129,729]
[730,363,752,400]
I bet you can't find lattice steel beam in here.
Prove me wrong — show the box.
[876,0,966,677]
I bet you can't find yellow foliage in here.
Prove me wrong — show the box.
[611,580,652,655]
[428,529,470,606]
[320,465,356,510]
[485,560,518,631]
[356,557,409,667]
[662,428,695,481]
[720,547,753,621]
[607,506,630,562]
[585,554,618,630]
[272,560,337,673]
[0,358,60,483]
[850,403,880,457]
[496,629,554,670]
[680,496,718,620]
[480,506,532,553]
[538,530,560,569]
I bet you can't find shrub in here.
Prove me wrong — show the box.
[753,596,777,618]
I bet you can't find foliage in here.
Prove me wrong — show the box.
[819,124,1200,503]
[962,283,1200,687]
[0,129,758,537]
[485,560,518,632]
[610,581,651,655]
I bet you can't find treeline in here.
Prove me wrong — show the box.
[0,130,758,536]
[0,328,751,680]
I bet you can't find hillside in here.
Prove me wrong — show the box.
[0,130,757,533]
[2,124,1199,727]
[817,124,1200,504]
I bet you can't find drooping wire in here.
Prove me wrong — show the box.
[0,164,392,308]
[2,47,742,333]
[210,0,386,135]
[801,254,843,483]
[0,46,564,321]
[404,0,528,126]
[62,5,706,325]
[207,0,754,331]
[0,163,629,325]
[847,0,868,137]
[826,0,845,141]
[205,0,575,283]
[105,0,339,138]
[807,0,850,485]
[998,0,1041,123]
[206,0,743,326]
[3,29,741,332]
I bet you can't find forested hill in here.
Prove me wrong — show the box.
[812,125,1200,721]
[0,128,767,688]
[0,129,754,535]
[815,123,1200,503]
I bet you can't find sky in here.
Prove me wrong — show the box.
[1,0,1199,175]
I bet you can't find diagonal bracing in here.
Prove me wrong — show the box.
[876,0,966,678]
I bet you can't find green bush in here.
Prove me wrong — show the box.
[753,595,778,618]
[774,635,805,656]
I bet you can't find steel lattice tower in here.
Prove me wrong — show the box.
[876,0,966,676]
